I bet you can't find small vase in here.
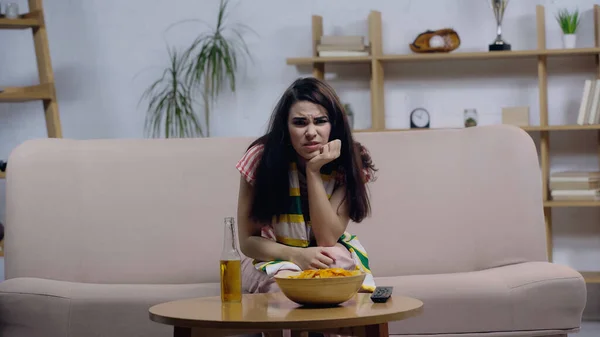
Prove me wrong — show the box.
[562,34,576,49]
[5,3,20,19]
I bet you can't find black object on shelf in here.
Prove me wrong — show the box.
[0,160,6,172]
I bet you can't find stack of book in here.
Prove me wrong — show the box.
[576,79,600,125]
[550,171,600,201]
[317,35,370,57]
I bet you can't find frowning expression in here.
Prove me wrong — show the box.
[287,101,331,161]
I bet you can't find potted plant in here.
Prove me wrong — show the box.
[464,109,478,127]
[141,0,253,138]
[141,47,201,138]
[556,8,580,49]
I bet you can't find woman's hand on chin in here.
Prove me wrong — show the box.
[306,139,341,173]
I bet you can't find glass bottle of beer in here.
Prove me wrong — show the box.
[220,217,242,303]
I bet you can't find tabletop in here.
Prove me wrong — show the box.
[149,292,423,331]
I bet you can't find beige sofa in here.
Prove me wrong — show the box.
[0,125,587,337]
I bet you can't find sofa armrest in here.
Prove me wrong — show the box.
[0,279,71,337]
[0,277,221,337]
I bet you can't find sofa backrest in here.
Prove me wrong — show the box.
[4,125,548,284]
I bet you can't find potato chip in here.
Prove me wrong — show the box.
[288,268,358,279]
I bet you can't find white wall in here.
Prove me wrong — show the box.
[0,0,599,315]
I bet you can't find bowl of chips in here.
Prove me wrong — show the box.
[274,268,366,306]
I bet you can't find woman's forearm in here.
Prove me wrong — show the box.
[240,236,299,262]
[306,170,345,246]
[237,176,300,263]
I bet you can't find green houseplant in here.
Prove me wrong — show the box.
[141,47,201,138]
[141,0,253,138]
[555,8,580,49]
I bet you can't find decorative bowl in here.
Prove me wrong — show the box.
[274,269,366,307]
[409,28,461,53]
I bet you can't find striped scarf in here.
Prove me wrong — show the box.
[253,162,376,292]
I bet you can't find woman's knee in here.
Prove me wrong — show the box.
[242,255,281,293]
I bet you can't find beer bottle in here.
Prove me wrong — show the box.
[220,217,242,302]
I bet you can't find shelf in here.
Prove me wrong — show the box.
[286,56,372,65]
[581,272,600,283]
[286,48,600,65]
[379,50,540,62]
[0,83,54,102]
[524,125,600,131]
[542,47,600,57]
[0,12,41,29]
[544,200,600,207]
[354,125,600,133]
[379,47,600,62]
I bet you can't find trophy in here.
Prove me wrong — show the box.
[489,0,511,51]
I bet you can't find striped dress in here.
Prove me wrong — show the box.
[236,143,376,292]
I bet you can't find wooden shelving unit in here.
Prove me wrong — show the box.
[287,4,600,283]
[0,0,61,184]
[0,84,54,102]
[0,10,41,29]
[0,0,61,256]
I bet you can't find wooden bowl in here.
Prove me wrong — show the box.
[409,28,461,53]
[274,270,366,307]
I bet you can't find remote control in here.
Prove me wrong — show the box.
[370,286,393,303]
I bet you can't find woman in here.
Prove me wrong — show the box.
[236,77,377,294]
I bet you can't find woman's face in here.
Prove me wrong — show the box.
[287,101,332,161]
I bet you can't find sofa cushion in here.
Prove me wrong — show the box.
[0,265,585,337]
[0,277,222,337]
[377,261,586,336]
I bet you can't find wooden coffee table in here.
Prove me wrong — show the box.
[149,292,423,337]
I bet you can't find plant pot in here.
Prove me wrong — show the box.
[562,34,576,49]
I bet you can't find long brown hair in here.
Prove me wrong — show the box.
[248,77,376,224]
